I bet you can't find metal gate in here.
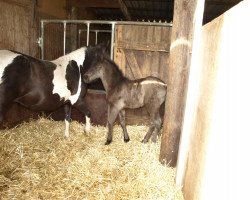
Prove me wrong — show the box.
[38,20,172,60]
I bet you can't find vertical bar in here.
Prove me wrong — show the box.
[86,22,90,46]
[95,31,98,45]
[159,0,202,167]
[110,22,115,60]
[41,21,44,59]
[78,30,81,47]
[63,22,67,55]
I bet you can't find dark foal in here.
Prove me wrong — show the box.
[83,48,167,145]
[0,45,104,138]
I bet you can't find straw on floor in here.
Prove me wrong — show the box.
[0,118,183,200]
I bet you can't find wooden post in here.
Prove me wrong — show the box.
[117,0,132,20]
[159,0,203,166]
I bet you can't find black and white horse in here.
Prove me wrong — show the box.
[0,45,102,138]
[83,45,167,145]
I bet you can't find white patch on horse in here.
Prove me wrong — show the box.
[51,47,86,104]
[68,67,82,104]
[0,50,20,84]
[64,119,70,138]
[85,116,91,133]
[140,80,167,86]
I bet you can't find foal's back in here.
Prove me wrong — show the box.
[122,76,167,109]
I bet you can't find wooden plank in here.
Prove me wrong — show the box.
[44,23,64,60]
[69,0,119,8]
[124,49,143,79]
[117,0,131,20]
[0,0,35,55]
[0,0,32,9]
[159,0,205,167]
[116,42,169,52]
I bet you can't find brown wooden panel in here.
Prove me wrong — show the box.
[44,23,64,60]
[114,24,171,125]
[124,49,143,79]
[0,0,39,56]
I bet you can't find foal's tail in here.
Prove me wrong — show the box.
[160,101,165,121]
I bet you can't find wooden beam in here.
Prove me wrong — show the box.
[124,49,143,79]
[159,0,205,167]
[117,0,132,20]
[69,0,120,8]
[0,0,32,9]
[205,0,241,6]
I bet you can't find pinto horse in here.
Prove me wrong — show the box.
[0,46,102,138]
[83,46,167,145]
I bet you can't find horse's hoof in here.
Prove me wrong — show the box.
[105,140,112,145]
[64,136,69,140]
[124,138,130,143]
[84,127,90,134]
[151,139,157,143]
[141,139,147,144]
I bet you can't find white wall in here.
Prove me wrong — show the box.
[177,1,250,199]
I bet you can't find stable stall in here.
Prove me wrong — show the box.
[0,0,246,199]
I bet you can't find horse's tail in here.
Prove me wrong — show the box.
[160,101,165,121]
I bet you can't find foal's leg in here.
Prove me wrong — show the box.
[141,123,155,143]
[118,109,130,143]
[151,111,162,143]
[106,104,120,145]
[64,103,72,139]
[141,104,158,143]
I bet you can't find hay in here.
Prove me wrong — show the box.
[0,118,184,200]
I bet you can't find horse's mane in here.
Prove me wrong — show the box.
[104,57,127,81]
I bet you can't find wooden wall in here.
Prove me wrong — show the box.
[0,0,68,58]
[114,24,171,124]
[0,0,38,57]
[37,0,67,19]
[176,1,249,200]
[43,23,64,60]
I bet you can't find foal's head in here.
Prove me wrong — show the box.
[83,42,110,83]
[81,42,109,74]
[83,60,104,83]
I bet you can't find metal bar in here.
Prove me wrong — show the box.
[40,21,44,59]
[110,22,115,60]
[78,29,112,46]
[78,29,81,47]
[86,22,90,46]
[95,31,98,45]
[40,19,172,27]
[63,22,67,55]
[79,29,112,33]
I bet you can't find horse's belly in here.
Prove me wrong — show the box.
[15,91,62,111]
[126,98,144,109]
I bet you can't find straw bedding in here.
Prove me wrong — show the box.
[0,118,183,200]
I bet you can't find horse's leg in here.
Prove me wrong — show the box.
[73,100,91,133]
[141,104,157,143]
[106,104,120,145]
[141,123,155,143]
[64,103,72,139]
[118,109,130,143]
[0,86,14,123]
[151,110,162,143]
